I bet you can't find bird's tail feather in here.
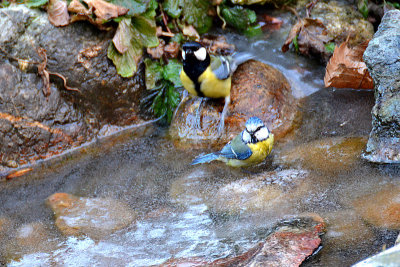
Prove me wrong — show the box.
[230,52,255,73]
[191,153,219,165]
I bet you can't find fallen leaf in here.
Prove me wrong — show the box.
[324,40,373,89]
[164,41,180,58]
[47,0,70,26]
[182,24,200,40]
[6,168,33,180]
[282,18,332,59]
[83,0,129,22]
[147,39,165,59]
[260,15,282,30]
[200,35,235,55]
[68,0,128,28]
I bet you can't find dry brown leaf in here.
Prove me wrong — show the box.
[282,18,331,58]
[37,47,51,97]
[164,41,180,58]
[200,35,235,55]
[147,39,165,59]
[324,40,373,89]
[182,25,200,40]
[68,0,127,28]
[112,19,131,54]
[48,0,70,27]
[83,0,128,23]
[260,15,283,31]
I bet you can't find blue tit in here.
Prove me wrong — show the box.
[179,41,254,134]
[191,117,274,167]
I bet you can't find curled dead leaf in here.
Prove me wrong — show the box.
[48,0,70,27]
[83,0,128,23]
[260,15,282,30]
[164,42,180,58]
[68,0,128,28]
[147,39,165,59]
[282,18,332,60]
[6,168,33,180]
[324,40,373,89]
[200,35,235,55]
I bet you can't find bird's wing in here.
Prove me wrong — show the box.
[218,133,252,160]
[210,56,231,80]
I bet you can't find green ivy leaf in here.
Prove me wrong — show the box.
[163,0,212,34]
[144,58,163,90]
[108,15,158,77]
[163,59,182,87]
[221,5,257,32]
[131,15,159,48]
[163,0,182,18]
[25,0,48,8]
[108,41,143,78]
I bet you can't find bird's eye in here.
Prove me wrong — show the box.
[182,50,186,60]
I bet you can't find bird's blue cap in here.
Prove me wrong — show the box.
[245,117,264,127]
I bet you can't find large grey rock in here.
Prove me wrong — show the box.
[0,5,146,172]
[363,10,400,163]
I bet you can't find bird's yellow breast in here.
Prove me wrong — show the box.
[180,67,231,98]
[226,134,274,167]
[198,67,231,98]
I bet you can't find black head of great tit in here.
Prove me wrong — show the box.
[179,41,254,133]
[191,116,274,167]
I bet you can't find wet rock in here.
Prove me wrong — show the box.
[170,60,300,146]
[159,215,325,267]
[275,137,367,174]
[47,193,137,239]
[208,169,309,216]
[0,5,147,172]
[362,10,400,163]
[323,209,373,250]
[354,243,400,267]
[353,185,400,230]
[7,222,57,258]
[285,1,373,62]
[310,1,374,47]
[0,62,93,171]
[213,215,325,266]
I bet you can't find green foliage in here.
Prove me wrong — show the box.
[220,5,261,36]
[145,59,182,123]
[24,0,48,8]
[220,5,256,32]
[357,0,369,19]
[107,1,159,78]
[0,1,10,7]
[325,42,336,53]
[163,0,213,34]
[386,1,400,9]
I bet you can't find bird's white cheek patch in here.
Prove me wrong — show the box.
[255,127,270,141]
[182,50,186,60]
[194,47,207,61]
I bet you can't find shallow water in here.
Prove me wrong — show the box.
[1,12,400,267]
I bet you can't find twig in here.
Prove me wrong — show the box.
[48,71,81,93]
[159,3,172,34]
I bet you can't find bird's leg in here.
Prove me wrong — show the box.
[217,95,230,136]
[194,97,205,129]
[172,89,189,121]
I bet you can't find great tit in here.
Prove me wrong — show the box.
[191,117,274,167]
[180,41,254,134]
